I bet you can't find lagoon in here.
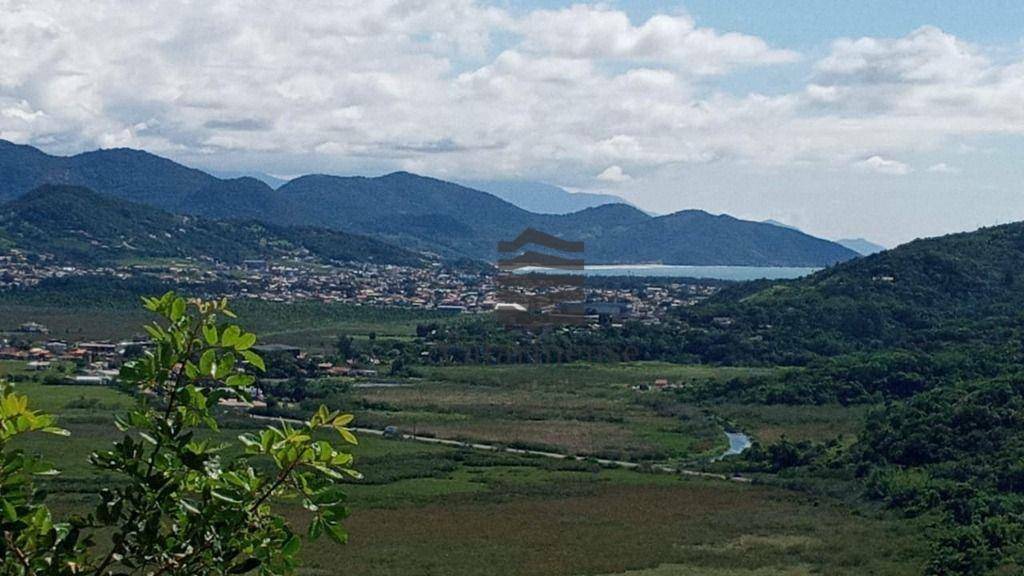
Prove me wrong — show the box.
[519,264,820,281]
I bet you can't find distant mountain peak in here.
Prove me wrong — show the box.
[836,238,887,255]
[763,218,802,231]
[461,179,638,215]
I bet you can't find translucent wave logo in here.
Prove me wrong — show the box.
[495,228,587,327]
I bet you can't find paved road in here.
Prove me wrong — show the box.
[250,414,752,483]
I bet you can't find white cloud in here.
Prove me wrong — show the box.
[596,165,631,182]
[518,5,799,74]
[855,155,912,176]
[816,26,988,85]
[0,3,1021,191]
[927,162,961,174]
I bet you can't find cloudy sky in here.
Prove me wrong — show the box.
[2,1,1023,246]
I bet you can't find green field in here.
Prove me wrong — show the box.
[7,371,927,576]
[0,299,454,351]
[273,363,781,463]
[0,295,926,574]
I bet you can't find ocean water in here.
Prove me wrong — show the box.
[518,264,819,281]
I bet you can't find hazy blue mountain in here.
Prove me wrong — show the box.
[765,220,887,256]
[578,209,858,266]
[836,238,887,255]
[0,140,859,266]
[460,180,636,215]
[0,185,427,266]
[763,219,802,232]
[0,139,221,210]
[209,170,290,189]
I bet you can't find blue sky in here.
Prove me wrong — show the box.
[1,1,1023,245]
[618,1,1024,46]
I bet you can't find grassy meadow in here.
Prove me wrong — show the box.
[0,297,921,574]
[347,363,752,462]
[0,298,452,350]
[5,366,927,575]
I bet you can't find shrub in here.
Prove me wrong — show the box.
[0,292,360,575]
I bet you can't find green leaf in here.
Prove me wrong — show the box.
[241,350,265,372]
[211,490,242,505]
[181,500,201,515]
[1,498,16,521]
[226,374,255,388]
[308,517,323,540]
[324,521,348,544]
[215,352,236,379]
[338,428,358,445]
[312,486,348,506]
[235,332,257,351]
[282,535,301,557]
[199,349,216,376]
[222,325,241,348]
[171,297,186,321]
[203,323,218,346]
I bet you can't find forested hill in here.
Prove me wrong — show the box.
[0,185,429,266]
[687,216,1024,574]
[0,140,858,266]
[686,220,1024,364]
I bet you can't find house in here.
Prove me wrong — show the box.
[78,342,118,355]
[19,322,49,334]
[243,259,269,272]
[71,375,110,385]
[0,347,26,360]
[44,340,69,354]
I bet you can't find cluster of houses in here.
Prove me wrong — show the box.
[1,326,383,388]
[0,250,134,290]
[251,344,379,378]
[0,327,149,384]
[3,247,721,323]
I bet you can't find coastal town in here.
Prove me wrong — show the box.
[0,249,723,388]
[0,250,720,320]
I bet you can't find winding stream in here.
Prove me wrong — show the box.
[716,432,752,460]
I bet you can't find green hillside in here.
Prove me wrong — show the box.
[0,185,428,266]
[686,221,1024,363]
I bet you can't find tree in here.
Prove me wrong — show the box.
[0,292,359,575]
[335,335,354,360]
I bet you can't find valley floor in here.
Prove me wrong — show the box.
[6,369,926,576]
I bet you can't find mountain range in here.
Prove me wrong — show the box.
[0,140,859,266]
